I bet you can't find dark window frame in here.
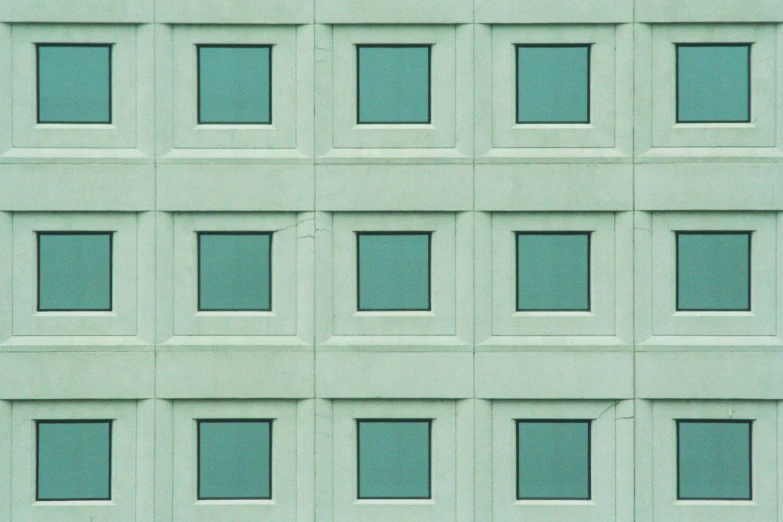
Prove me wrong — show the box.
[356,418,433,500]
[355,231,432,312]
[675,230,752,312]
[196,231,273,312]
[196,418,274,500]
[36,231,113,312]
[36,43,113,124]
[196,44,274,125]
[356,44,433,125]
[675,43,752,124]
[515,231,592,312]
[676,419,753,501]
[515,43,592,124]
[516,419,592,501]
[36,419,113,501]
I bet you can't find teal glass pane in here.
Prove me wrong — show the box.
[38,233,112,311]
[517,45,589,123]
[198,421,271,499]
[517,233,590,311]
[677,45,750,122]
[677,233,750,311]
[678,421,751,500]
[357,46,430,123]
[37,421,111,500]
[517,421,590,500]
[357,233,430,311]
[198,233,271,311]
[198,46,271,124]
[358,421,430,499]
[37,45,111,123]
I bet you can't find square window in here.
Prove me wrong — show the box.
[676,232,750,311]
[357,233,431,311]
[357,420,431,499]
[357,45,431,124]
[516,45,590,124]
[37,232,112,312]
[677,421,752,500]
[36,44,111,124]
[516,232,590,311]
[197,233,272,312]
[197,45,272,124]
[197,420,272,500]
[676,44,750,123]
[36,420,111,501]
[516,420,591,500]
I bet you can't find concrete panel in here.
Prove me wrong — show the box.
[316,0,471,24]
[156,351,314,398]
[475,352,634,399]
[157,164,314,211]
[635,0,782,22]
[636,352,783,399]
[635,164,783,210]
[316,352,473,398]
[4,0,152,22]
[0,164,154,211]
[0,352,154,399]
[475,164,633,211]
[316,165,473,211]
[475,0,632,23]
[156,0,313,24]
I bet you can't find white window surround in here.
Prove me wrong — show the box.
[171,25,297,150]
[491,213,616,336]
[491,400,616,522]
[491,25,616,149]
[172,400,298,522]
[651,401,777,522]
[651,212,777,337]
[651,24,777,148]
[12,213,138,337]
[173,213,297,337]
[11,24,139,149]
[323,25,461,152]
[11,401,138,522]
[331,400,457,522]
[331,213,456,337]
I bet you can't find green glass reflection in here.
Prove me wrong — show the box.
[677,233,750,311]
[198,421,271,499]
[198,46,271,123]
[38,233,112,311]
[37,421,111,500]
[37,45,111,123]
[357,46,430,123]
[198,233,271,311]
[517,421,590,499]
[677,45,750,122]
[357,233,430,311]
[358,421,430,499]
[517,233,590,311]
[517,45,590,123]
[678,421,751,500]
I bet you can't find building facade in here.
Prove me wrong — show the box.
[0,0,782,520]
